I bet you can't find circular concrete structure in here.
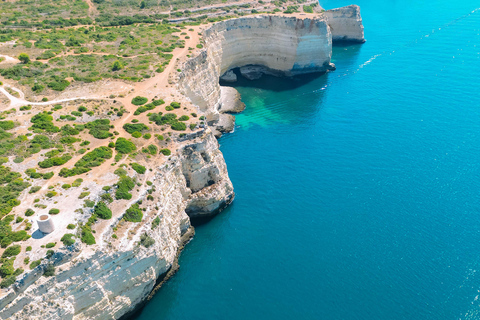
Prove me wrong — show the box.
[37,214,55,233]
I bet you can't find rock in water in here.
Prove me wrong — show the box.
[239,65,266,80]
[220,70,237,82]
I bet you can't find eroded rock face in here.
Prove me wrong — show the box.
[179,14,335,115]
[324,5,365,43]
[0,9,364,319]
[0,130,233,320]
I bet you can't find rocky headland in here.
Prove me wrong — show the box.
[0,5,364,319]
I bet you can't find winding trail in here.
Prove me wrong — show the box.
[0,86,102,108]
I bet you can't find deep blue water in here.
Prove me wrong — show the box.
[135,1,480,319]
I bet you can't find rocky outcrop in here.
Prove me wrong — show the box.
[219,70,237,82]
[0,130,233,319]
[324,5,365,43]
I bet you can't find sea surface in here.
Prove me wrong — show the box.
[134,0,480,319]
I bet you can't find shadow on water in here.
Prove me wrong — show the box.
[331,42,364,69]
[220,69,331,128]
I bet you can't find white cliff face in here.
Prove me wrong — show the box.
[0,8,364,319]
[324,5,365,43]
[0,130,233,320]
[178,9,364,136]
[179,15,335,114]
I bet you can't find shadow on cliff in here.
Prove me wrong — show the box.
[220,68,327,92]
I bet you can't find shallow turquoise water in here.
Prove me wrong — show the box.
[135,1,480,319]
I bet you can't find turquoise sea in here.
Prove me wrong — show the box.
[135,0,480,319]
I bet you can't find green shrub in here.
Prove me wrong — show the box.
[0,275,16,288]
[49,208,60,215]
[72,178,83,187]
[61,233,75,246]
[123,203,143,222]
[81,227,95,245]
[115,175,135,200]
[43,264,55,277]
[58,167,90,177]
[143,144,157,155]
[115,138,136,154]
[2,245,21,258]
[101,193,113,203]
[112,60,123,71]
[38,155,72,168]
[178,115,189,121]
[152,99,165,106]
[84,199,95,208]
[131,131,142,138]
[85,119,112,139]
[94,202,112,219]
[47,79,70,91]
[171,122,186,131]
[123,123,148,134]
[165,105,174,111]
[43,172,54,179]
[170,102,181,109]
[131,163,146,174]
[18,53,30,64]
[0,121,14,130]
[26,246,32,251]
[46,191,57,198]
[25,208,35,216]
[78,192,90,199]
[75,146,112,168]
[10,230,28,241]
[0,259,14,277]
[59,136,80,144]
[303,5,313,13]
[152,216,160,229]
[131,96,148,105]
[160,148,171,156]
[29,259,41,270]
[30,112,59,133]
[143,133,151,139]
[67,224,76,229]
[140,233,155,247]
[61,184,71,189]
[45,242,55,248]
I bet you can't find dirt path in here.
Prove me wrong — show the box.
[0,54,20,64]
[84,0,97,16]
[0,86,104,109]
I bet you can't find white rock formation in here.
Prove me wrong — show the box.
[179,8,364,136]
[179,14,335,114]
[0,7,364,319]
[0,130,233,319]
[323,5,365,43]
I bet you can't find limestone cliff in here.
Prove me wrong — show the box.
[179,14,335,115]
[178,8,364,135]
[0,130,233,319]
[0,7,363,319]
[323,5,365,43]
